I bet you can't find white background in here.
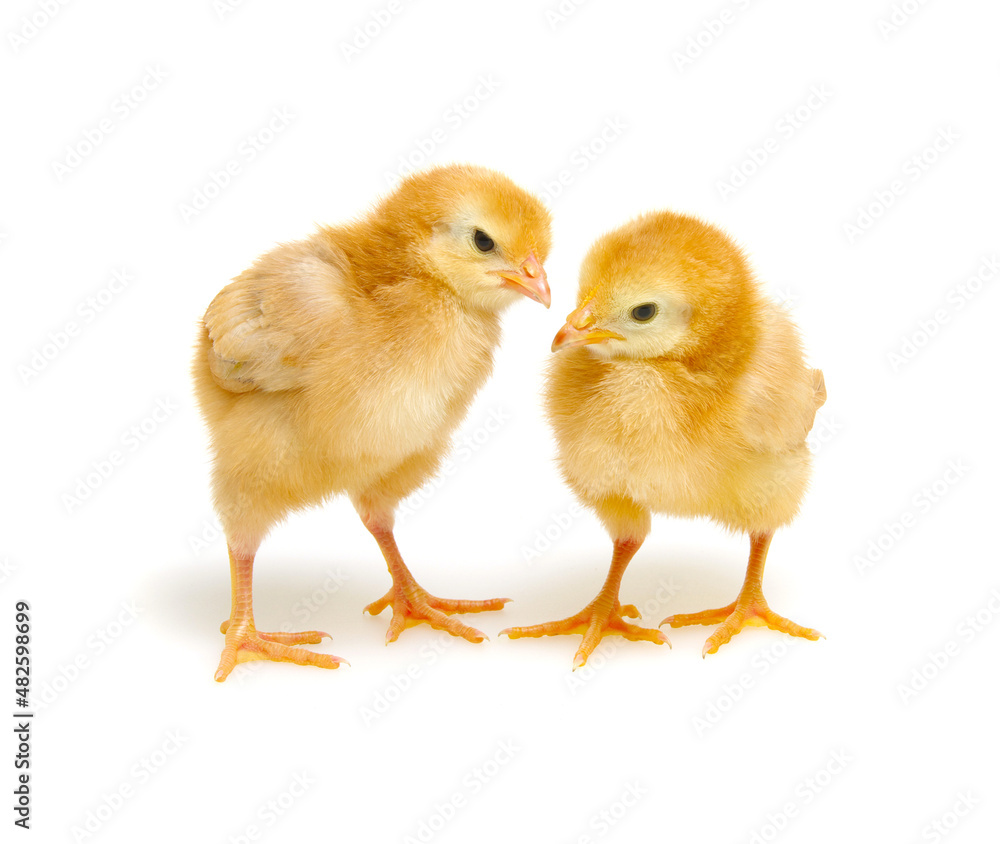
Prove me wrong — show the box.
[3,0,998,841]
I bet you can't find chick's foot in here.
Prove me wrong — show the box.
[214,619,345,682]
[359,512,508,644]
[364,584,508,645]
[663,598,821,657]
[214,545,346,681]
[662,532,822,657]
[502,600,668,670]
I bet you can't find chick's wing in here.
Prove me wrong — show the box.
[205,241,350,393]
[734,301,826,453]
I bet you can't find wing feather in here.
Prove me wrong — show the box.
[735,301,826,453]
[204,240,350,393]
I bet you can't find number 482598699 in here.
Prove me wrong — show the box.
[15,601,30,704]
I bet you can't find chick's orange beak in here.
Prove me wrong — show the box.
[496,252,551,308]
[551,308,625,353]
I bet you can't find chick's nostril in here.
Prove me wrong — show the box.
[522,253,543,279]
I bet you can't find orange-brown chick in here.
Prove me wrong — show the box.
[503,211,825,667]
[193,164,552,681]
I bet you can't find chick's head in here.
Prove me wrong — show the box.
[382,164,552,311]
[553,212,759,365]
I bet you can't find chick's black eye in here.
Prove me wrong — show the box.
[473,229,495,253]
[631,303,657,322]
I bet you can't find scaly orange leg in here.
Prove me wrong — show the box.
[662,531,823,657]
[215,544,345,682]
[501,538,669,669]
[361,517,508,644]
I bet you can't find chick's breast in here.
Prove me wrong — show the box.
[300,291,500,472]
[545,335,816,535]
[545,350,728,517]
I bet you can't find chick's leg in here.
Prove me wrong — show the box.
[359,510,508,645]
[215,543,345,682]
[662,531,822,657]
[502,537,669,670]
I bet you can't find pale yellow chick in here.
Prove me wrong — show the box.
[193,164,552,681]
[503,211,825,667]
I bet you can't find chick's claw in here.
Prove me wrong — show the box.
[502,601,669,670]
[364,586,509,645]
[214,621,346,682]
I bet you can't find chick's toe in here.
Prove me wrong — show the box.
[364,586,507,645]
[502,602,668,671]
[219,619,330,646]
